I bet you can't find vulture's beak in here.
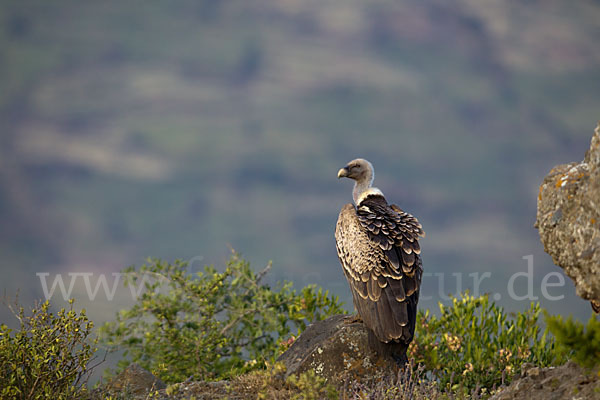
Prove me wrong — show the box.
[337,166,349,179]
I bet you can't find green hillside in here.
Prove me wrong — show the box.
[1,0,600,323]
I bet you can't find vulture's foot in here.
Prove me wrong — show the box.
[391,353,409,368]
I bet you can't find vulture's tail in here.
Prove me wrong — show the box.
[367,329,409,366]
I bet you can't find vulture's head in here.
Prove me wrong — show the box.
[338,158,381,204]
[337,158,374,183]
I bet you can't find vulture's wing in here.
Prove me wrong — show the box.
[335,198,424,344]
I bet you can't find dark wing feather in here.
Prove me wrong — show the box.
[335,197,424,344]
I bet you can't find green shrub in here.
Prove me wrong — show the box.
[410,293,566,395]
[0,299,99,400]
[100,252,345,383]
[545,312,600,369]
[284,368,338,400]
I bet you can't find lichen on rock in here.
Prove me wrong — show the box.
[277,314,399,386]
[536,122,600,307]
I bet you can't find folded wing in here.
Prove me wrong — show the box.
[335,196,424,344]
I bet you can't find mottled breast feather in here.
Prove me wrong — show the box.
[335,194,424,344]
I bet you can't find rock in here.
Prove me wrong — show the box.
[490,361,599,400]
[277,314,399,385]
[519,362,534,378]
[519,363,543,380]
[102,363,166,399]
[536,123,600,308]
[158,380,231,400]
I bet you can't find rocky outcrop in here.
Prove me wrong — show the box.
[490,361,599,400]
[277,314,399,385]
[97,363,166,399]
[536,123,600,308]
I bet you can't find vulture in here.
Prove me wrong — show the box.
[335,158,424,364]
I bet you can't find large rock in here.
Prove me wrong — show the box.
[536,123,600,308]
[100,363,166,399]
[277,314,399,385]
[490,361,599,400]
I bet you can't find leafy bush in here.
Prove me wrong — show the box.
[100,252,345,383]
[258,363,338,400]
[410,293,566,395]
[0,299,99,400]
[545,312,600,369]
[283,368,338,400]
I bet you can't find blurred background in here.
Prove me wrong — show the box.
[2,0,600,328]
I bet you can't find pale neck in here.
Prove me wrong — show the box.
[353,181,369,204]
[352,173,374,205]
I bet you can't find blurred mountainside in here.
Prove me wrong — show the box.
[1,0,600,318]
